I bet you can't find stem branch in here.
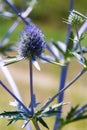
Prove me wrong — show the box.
[54,0,74,129]
[4,0,29,25]
[0,80,31,115]
[41,68,86,111]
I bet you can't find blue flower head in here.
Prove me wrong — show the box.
[4,23,62,68]
[18,23,46,60]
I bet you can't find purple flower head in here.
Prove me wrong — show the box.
[18,23,46,59]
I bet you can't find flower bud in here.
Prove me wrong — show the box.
[68,10,85,25]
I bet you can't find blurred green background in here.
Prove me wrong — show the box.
[0,0,87,130]
[15,0,87,25]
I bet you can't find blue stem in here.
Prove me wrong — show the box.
[4,0,29,25]
[29,58,34,115]
[41,68,86,111]
[0,80,32,116]
[0,20,19,46]
[74,104,87,115]
[53,0,74,130]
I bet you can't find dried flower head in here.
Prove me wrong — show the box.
[18,23,46,59]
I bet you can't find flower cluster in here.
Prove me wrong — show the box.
[18,23,46,60]
[68,10,85,25]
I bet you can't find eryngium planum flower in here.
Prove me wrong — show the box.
[18,23,46,59]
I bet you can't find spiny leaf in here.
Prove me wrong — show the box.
[39,103,68,118]
[7,119,17,126]
[21,120,30,128]
[78,47,87,54]
[0,110,30,126]
[39,110,60,117]
[72,52,87,68]
[42,103,68,114]
[0,110,30,121]
[59,105,87,129]
[38,118,49,129]
[40,54,65,66]
[66,105,79,120]
[0,11,15,18]
[3,56,23,66]
[52,41,65,55]
[0,111,24,119]
[32,59,41,71]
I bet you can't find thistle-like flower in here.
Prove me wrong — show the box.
[18,23,46,60]
[3,22,63,68]
[68,10,87,25]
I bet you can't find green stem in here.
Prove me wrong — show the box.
[32,119,41,130]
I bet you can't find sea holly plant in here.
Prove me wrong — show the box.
[1,0,87,130]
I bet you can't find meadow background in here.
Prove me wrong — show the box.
[0,0,87,130]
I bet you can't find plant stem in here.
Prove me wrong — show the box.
[53,66,68,130]
[29,58,34,115]
[0,20,19,46]
[75,24,84,62]
[74,104,87,115]
[4,0,29,25]
[74,21,87,48]
[41,68,86,111]
[0,80,32,115]
[54,0,74,129]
